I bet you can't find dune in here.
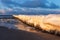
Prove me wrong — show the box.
[13,14,60,35]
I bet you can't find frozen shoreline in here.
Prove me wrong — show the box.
[13,14,60,35]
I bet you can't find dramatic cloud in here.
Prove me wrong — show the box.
[0,0,60,15]
[19,0,59,8]
[0,8,60,15]
[0,0,59,9]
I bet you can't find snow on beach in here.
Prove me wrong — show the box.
[0,18,36,32]
[13,14,60,35]
[0,19,20,29]
[0,14,60,35]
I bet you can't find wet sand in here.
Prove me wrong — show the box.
[0,20,60,40]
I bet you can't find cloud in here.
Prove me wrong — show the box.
[20,0,59,9]
[1,0,59,9]
[0,8,60,15]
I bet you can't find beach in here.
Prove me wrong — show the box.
[0,19,60,40]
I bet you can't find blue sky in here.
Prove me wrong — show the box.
[0,0,60,15]
[0,0,60,9]
[47,0,60,6]
[14,0,60,9]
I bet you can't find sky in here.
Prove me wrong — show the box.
[47,0,60,6]
[0,0,60,15]
[0,0,60,9]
